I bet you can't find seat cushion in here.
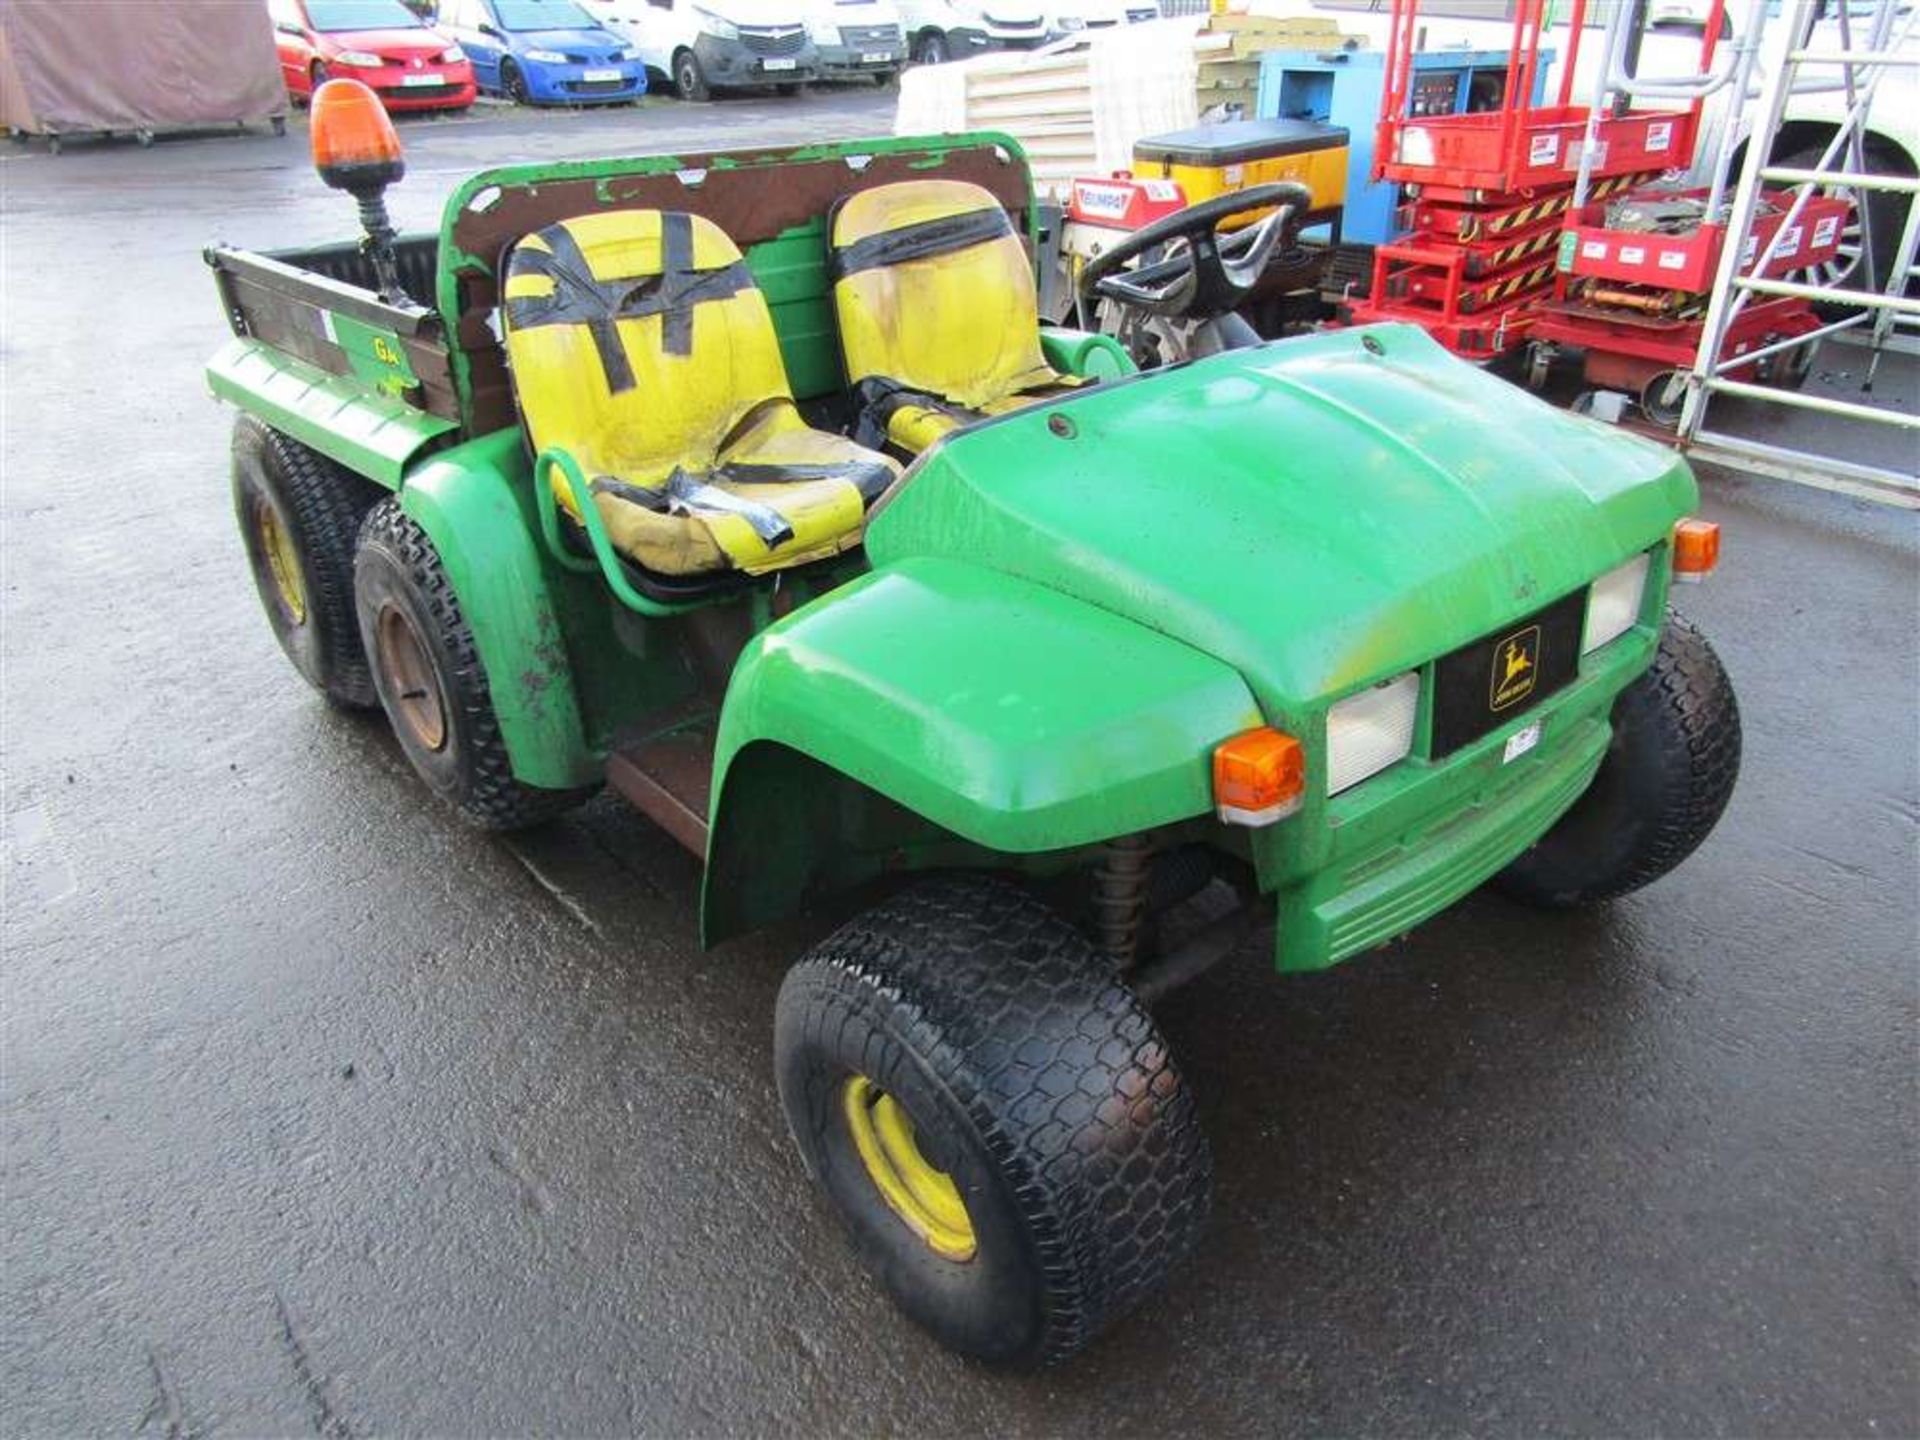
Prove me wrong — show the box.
[831,179,1080,454]
[582,399,895,576]
[503,208,900,576]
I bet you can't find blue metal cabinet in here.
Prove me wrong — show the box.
[1257,48,1551,244]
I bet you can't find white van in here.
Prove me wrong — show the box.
[1048,0,1156,35]
[893,0,1050,63]
[804,0,908,83]
[580,0,818,97]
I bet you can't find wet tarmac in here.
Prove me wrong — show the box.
[3,94,1917,1437]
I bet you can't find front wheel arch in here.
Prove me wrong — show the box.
[702,741,994,946]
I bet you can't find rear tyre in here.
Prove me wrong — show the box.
[353,500,594,830]
[1494,611,1741,908]
[673,49,709,101]
[916,31,950,64]
[231,416,383,709]
[775,875,1211,1368]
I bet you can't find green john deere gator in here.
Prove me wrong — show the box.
[204,81,1741,1366]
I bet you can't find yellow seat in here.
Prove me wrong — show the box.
[830,179,1083,455]
[503,209,900,578]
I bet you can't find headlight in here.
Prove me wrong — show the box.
[333,50,385,66]
[1326,671,1420,796]
[524,48,570,63]
[440,44,466,62]
[1581,552,1651,654]
[694,8,739,38]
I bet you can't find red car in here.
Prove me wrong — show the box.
[269,0,478,112]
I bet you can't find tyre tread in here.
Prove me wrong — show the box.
[782,875,1210,1366]
[357,499,588,831]
[234,416,382,708]
[1498,609,1741,907]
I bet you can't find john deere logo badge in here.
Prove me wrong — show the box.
[1490,625,1541,711]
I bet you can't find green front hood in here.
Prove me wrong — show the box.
[867,323,1695,724]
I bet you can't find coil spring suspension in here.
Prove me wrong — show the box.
[1093,833,1151,969]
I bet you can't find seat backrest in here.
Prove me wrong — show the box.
[502,209,790,484]
[830,179,1049,410]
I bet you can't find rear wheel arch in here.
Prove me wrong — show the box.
[391,454,599,792]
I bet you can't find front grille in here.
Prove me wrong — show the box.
[377,80,462,98]
[564,78,633,94]
[741,25,806,55]
[983,14,1045,30]
[839,22,900,45]
[1126,5,1158,18]
[562,51,625,63]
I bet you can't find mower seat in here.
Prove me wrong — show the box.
[830,179,1083,455]
[503,209,899,578]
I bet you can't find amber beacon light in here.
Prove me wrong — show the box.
[309,78,409,303]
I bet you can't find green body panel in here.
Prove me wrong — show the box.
[1270,624,1655,971]
[396,429,694,789]
[745,221,858,401]
[870,324,1693,732]
[705,555,1262,933]
[205,338,457,487]
[855,321,1695,968]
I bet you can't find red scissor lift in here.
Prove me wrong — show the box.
[1349,0,1721,358]
[1528,183,1851,423]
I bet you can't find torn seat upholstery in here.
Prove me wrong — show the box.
[503,209,900,577]
[830,179,1083,455]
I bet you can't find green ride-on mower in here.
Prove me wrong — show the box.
[204,80,1741,1367]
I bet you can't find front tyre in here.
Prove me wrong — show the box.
[353,500,592,830]
[775,875,1211,1367]
[1495,610,1741,908]
[672,49,709,101]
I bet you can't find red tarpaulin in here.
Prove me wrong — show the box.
[0,0,285,138]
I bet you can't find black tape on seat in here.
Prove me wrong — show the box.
[506,212,754,392]
[593,471,794,548]
[849,370,1088,453]
[718,459,895,505]
[829,206,1017,282]
[589,452,893,553]
[850,376,980,451]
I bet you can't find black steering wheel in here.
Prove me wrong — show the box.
[1077,182,1315,321]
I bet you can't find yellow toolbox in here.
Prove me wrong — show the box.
[1133,118,1349,221]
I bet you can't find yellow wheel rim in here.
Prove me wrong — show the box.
[256,501,307,625]
[842,1075,977,1262]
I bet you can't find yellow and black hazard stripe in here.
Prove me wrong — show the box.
[1439,171,1662,241]
[1460,260,1558,313]
[1464,224,1562,277]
